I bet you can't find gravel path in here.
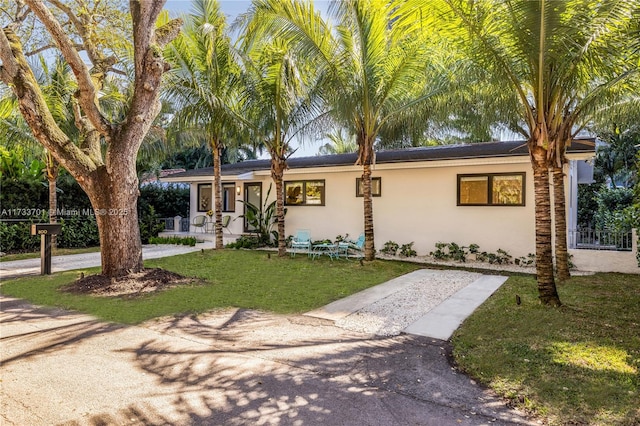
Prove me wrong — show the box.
[335,270,482,336]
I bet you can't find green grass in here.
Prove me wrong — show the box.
[0,249,420,324]
[0,246,101,262]
[452,273,640,426]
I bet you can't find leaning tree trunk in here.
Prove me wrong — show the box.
[212,140,224,249]
[0,2,181,279]
[271,155,287,257]
[87,157,143,277]
[531,152,561,306]
[552,164,571,281]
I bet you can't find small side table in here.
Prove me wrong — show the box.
[311,243,338,260]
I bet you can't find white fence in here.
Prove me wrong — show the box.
[569,229,639,274]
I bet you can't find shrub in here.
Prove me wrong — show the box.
[515,253,536,267]
[399,242,417,257]
[138,205,165,244]
[0,220,40,253]
[239,183,281,247]
[431,242,449,260]
[477,248,513,264]
[380,241,399,256]
[139,183,189,218]
[148,236,197,246]
[226,235,260,249]
[57,216,99,248]
[448,242,466,262]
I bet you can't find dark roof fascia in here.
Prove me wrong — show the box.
[164,139,595,180]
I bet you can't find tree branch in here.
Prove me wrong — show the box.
[25,43,57,57]
[156,18,183,48]
[0,27,19,81]
[0,26,97,180]
[117,1,180,155]
[24,0,112,138]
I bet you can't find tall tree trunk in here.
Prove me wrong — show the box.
[271,156,287,257]
[357,132,376,261]
[88,161,143,278]
[362,164,375,261]
[212,141,224,249]
[552,164,570,281]
[532,156,561,306]
[45,153,58,249]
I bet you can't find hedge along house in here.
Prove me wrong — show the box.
[162,139,637,273]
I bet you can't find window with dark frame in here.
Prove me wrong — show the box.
[197,183,212,212]
[222,183,236,212]
[284,180,325,206]
[356,177,382,197]
[457,173,525,206]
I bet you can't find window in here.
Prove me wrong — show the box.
[356,177,382,197]
[222,183,236,212]
[457,173,525,206]
[285,180,325,206]
[197,183,212,211]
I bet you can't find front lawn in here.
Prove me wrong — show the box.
[452,273,640,425]
[0,249,420,324]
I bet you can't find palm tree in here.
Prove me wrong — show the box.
[237,30,326,256]
[436,0,639,304]
[241,0,450,261]
[164,0,245,249]
[317,128,357,155]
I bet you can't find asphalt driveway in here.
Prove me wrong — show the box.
[0,295,535,426]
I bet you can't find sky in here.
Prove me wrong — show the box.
[165,0,253,22]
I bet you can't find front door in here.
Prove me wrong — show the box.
[243,182,262,232]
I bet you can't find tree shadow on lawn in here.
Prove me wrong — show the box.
[496,337,640,425]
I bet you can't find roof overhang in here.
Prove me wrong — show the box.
[161,139,596,183]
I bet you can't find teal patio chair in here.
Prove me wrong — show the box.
[290,229,312,257]
[221,215,231,234]
[192,215,207,233]
[348,233,365,258]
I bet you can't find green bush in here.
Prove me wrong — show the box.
[399,242,417,257]
[430,242,518,266]
[56,217,99,248]
[226,235,260,249]
[594,187,634,232]
[239,183,281,246]
[148,236,197,246]
[1,173,189,253]
[138,205,164,244]
[477,248,513,264]
[380,241,399,256]
[0,220,40,253]
[139,183,189,218]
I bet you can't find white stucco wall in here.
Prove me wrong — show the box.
[177,154,617,267]
[274,161,535,258]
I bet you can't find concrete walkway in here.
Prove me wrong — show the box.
[0,242,215,280]
[306,270,508,340]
